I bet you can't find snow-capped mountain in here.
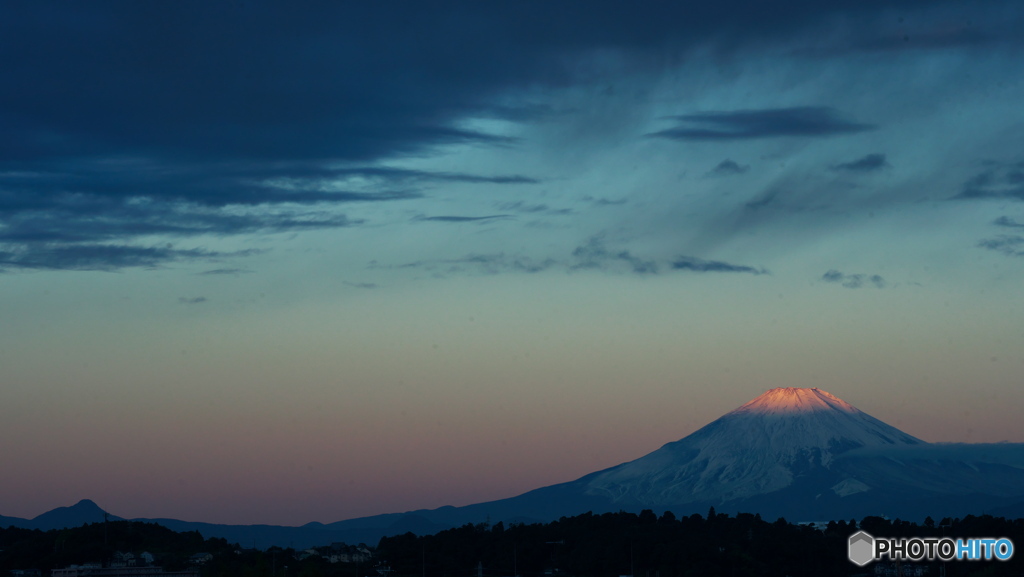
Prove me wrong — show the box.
[418,387,1024,525]
[582,387,925,507]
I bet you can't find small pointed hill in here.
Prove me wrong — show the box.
[0,499,121,531]
[29,499,122,530]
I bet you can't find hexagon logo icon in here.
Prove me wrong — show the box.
[848,531,875,566]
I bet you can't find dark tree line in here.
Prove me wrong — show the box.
[0,520,215,573]
[0,520,370,577]
[377,510,1024,577]
[4,511,1023,577]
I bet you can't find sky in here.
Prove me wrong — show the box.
[1,0,1023,526]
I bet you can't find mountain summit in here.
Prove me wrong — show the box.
[734,386,868,414]
[723,387,925,462]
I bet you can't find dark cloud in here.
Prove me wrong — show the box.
[648,107,874,141]
[994,216,1024,228]
[581,196,628,207]
[671,256,768,275]
[570,237,767,276]
[738,169,867,215]
[571,237,659,274]
[0,2,559,271]
[821,269,886,288]
[0,162,417,269]
[0,244,253,272]
[707,159,750,177]
[745,188,782,210]
[497,201,573,216]
[978,235,1024,256]
[821,270,844,283]
[0,162,536,270]
[0,168,421,209]
[0,200,365,243]
[198,268,253,275]
[416,215,513,223]
[2,1,1015,270]
[498,201,549,213]
[344,281,379,289]
[955,161,1024,201]
[395,253,559,276]
[303,167,539,185]
[386,235,767,278]
[831,153,890,172]
[975,221,1024,260]
[178,297,208,305]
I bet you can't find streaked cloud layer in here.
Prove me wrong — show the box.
[648,107,874,141]
[1,0,1023,525]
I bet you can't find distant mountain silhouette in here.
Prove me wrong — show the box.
[0,499,120,531]
[0,513,29,528]
[30,498,122,529]
[6,389,1024,548]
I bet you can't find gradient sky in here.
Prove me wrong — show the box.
[2,1,1023,526]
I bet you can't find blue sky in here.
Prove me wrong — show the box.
[1,1,1023,525]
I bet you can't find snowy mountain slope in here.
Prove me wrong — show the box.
[322,388,1024,533]
[582,387,924,506]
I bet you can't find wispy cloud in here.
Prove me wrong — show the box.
[831,153,890,172]
[581,196,627,207]
[0,165,408,270]
[385,235,767,279]
[0,160,540,271]
[821,269,886,288]
[0,244,257,272]
[648,107,874,141]
[392,253,559,276]
[954,160,1024,201]
[0,162,537,271]
[671,256,768,275]
[178,296,208,305]
[496,201,572,216]
[993,216,1024,228]
[745,188,783,211]
[415,215,514,223]
[978,235,1024,256]
[198,268,254,276]
[311,167,539,185]
[706,159,750,177]
[571,237,659,274]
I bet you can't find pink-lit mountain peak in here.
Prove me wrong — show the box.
[583,387,925,506]
[730,387,858,416]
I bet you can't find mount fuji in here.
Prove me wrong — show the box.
[7,388,1024,548]
[579,387,926,510]
[305,387,1024,543]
